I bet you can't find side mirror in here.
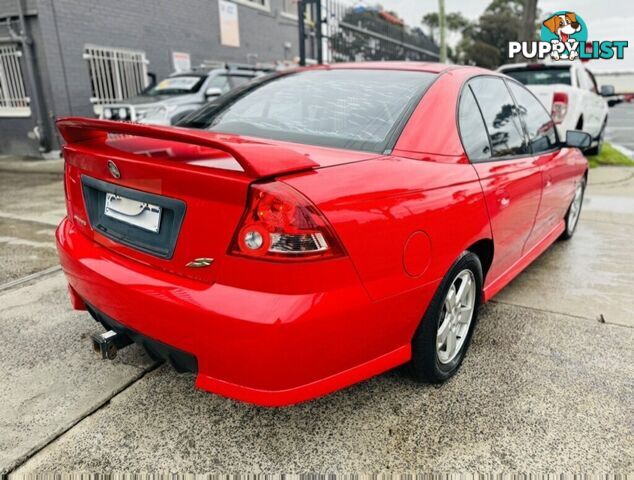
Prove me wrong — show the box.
[565,130,592,149]
[204,87,223,100]
[600,85,615,97]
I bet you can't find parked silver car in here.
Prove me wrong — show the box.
[100,63,272,126]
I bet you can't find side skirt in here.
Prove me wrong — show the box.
[483,220,565,302]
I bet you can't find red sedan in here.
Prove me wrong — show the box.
[56,62,590,406]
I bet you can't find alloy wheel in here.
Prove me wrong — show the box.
[436,269,476,364]
[567,181,584,233]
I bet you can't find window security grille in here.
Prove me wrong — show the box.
[0,44,31,117]
[83,45,149,110]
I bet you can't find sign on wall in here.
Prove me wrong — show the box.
[172,52,191,73]
[219,0,240,48]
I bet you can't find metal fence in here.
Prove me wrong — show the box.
[300,1,440,64]
[83,45,149,111]
[0,44,31,117]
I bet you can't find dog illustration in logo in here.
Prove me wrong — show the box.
[543,12,582,60]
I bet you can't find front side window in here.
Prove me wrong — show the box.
[507,81,558,154]
[458,87,491,161]
[206,74,232,94]
[469,77,528,158]
[182,69,436,153]
[228,75,254,89]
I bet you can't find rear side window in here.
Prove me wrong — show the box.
[507,80,558,154]
[469,77,528,158]
[458,87,491,161]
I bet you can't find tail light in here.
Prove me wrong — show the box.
[551,92,568,124]
[63,159,73,218]
[231,182,343,260]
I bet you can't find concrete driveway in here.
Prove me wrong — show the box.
[1,160,632,475]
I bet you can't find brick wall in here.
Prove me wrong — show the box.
[0,0,299,155]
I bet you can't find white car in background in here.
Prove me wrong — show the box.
[99,63,271,126]
[498,62,612,154]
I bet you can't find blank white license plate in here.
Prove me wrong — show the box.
[104,193,162,233]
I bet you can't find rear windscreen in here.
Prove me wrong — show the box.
[180,69,436,153]
[503,67,572,86]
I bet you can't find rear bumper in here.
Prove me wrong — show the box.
[56,217,415,406]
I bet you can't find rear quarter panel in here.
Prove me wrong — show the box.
[282,155,492,302]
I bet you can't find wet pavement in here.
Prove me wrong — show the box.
[0,164,65,285]
[6,299,633,473]
[1,159,633,475]
[606,102,634,155]
[497,166,634,327]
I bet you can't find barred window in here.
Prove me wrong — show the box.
[281,0,297,16]
[233,0,269,10]
[83,45,149,112]
[0,44,31,117]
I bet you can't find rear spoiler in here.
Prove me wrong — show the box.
[56,117,318,178]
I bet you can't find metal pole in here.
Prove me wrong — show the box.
[315,0,323,64]
[438,0,447,63]
[15,0,52,152]
[518,0,537,62]
[298,0,306,66]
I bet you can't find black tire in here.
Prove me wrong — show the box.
[585,118,607,156]
[410,251,483,383]
[560,176,586,240]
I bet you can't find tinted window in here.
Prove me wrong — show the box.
[503,67,571,86]
[181,69,436,153]
[507,81,558,154]
[469,77,528,158]
[459,87,491,161]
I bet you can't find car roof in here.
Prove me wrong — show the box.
[325,61,456,74]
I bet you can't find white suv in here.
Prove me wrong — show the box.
[100,63,272,126]
[498,62,610,154]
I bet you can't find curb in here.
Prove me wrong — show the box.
[611,142,634,159]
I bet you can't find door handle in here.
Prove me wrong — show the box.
[499,196,510,207]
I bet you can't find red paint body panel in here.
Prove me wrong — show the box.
[55,63,588,406]
[282,156,491,300]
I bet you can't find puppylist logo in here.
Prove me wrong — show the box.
[509,11,628,61]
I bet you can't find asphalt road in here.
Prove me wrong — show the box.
[0,160,633,475]
[606,102,634,155]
